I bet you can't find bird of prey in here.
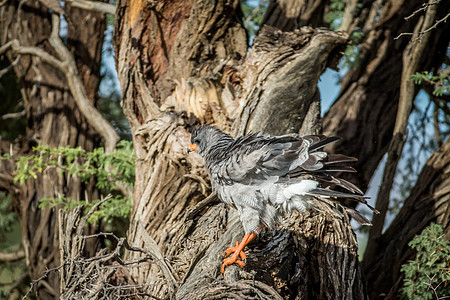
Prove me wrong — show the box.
[188,125,378,273]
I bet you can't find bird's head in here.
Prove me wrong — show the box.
[188,125,233,157]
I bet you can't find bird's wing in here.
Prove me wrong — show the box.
[211,133,342,186]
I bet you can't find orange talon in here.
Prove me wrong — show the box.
[221,232,257,273]
[223,241,240,257]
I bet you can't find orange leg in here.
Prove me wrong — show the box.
[221,227,264,273]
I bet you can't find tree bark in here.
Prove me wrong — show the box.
[114,1,367,299]
[363,138,450,299]
[264,0,450,192]
[262,0,328,30]
[322,0,450,191]
[0,2,107,298]
[248,1,450,299]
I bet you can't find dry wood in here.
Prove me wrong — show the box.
[365,0,438,261]
[62,0,116,15]
[262,0,328,30]
[0,2,109,298]
[0,250,25,261]
[363,138,450,299]
[113,1,365,298]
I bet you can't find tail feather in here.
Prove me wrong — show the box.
[344,207,372,226]
[308,187,367,199]
[307,136,341,152]
[308,187,379,214]
[322,166,357,173]
[324,154,358,165]
[314,174,363,194]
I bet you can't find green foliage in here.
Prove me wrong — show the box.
[400,223,450,299]
[324,0,344,31]
[2,140,135,224]
[410,71,450,97]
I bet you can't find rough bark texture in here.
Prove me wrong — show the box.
[262,0,328,30]
[261,1,450,299]
[322,0,450,191]
[364,138,450,299]
[114,1,366,299]
[263,0,450,190]
[0,2,106,298]
[364,0,440,265]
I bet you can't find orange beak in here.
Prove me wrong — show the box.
[188,143,199,153]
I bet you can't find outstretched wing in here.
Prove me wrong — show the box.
[208,131,380,224]
[211,133,347,187]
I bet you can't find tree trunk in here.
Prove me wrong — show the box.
[260,1,450,298]
[0,2,107,298]
[322,0,450,191]
[263,0,450,192]
[262,0,328,30]
[114,1,366,299]
[364,138,450,299]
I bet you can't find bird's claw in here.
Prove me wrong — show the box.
[222,241,240,258]
[221,255,246,273]
[221,241,248,273]
[223,242,247,260]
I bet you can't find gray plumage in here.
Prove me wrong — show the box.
[190,125,378,234]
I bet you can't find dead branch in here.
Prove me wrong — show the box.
[23,265,63,299]
[48,14,120,152]
[404,0,441,20]
[0,15,120,153]
[0,55,20,79]
[395,0,449,41]
[56,197,177,299]
[137,222,178,295]
[0,250,25,261]
[182,279,283,300]
[365,0,438,262]
[1,110,26,120]
[62,0,116,15]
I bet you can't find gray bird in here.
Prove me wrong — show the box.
[188,125,378,273]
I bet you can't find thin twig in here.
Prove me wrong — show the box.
[22,265,63,299]
[405,0,441,20]
[0,55,20,79]
[1,110,26,120]
[395,12,450,40]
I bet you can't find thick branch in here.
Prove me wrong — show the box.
[363,138,450,299]
[0,250,25,261]
[1,13,120,153]
[234,26,348,136]
[62,0,116,15]
[365,0,438,261]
